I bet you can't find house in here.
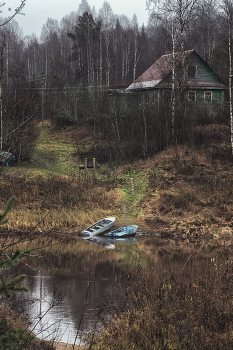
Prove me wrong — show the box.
[125,49,228,105]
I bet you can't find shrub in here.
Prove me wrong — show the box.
[0,319,34,350]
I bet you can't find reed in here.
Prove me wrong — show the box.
[90,249,233,350]
[0,171,121,232]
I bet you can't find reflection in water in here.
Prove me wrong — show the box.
[16,237,221,346]
[20,260,128,345]
[105,237,137,243]
[81,235,115,249]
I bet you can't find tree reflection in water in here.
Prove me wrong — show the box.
[14,237,223,346]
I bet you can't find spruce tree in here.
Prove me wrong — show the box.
[0,197,31,298]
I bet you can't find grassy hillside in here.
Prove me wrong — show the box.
[1,121,233,350]
[0,121,233,242]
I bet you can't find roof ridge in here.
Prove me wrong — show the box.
[161,49,194,58]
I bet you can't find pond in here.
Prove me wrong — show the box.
[14,235,228,346]
[19,257,130,345]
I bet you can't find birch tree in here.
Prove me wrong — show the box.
[221,0,233,154]
[146,0,198,143]
[99,1,115,87]
[132,15,140,82]
[194,0,219,61]
[40,18,61,86]
[0,0,26,149]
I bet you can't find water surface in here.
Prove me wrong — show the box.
[16,236,224,345]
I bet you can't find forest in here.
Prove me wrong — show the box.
[0,0,232,162]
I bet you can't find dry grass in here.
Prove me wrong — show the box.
[53,342,87,350]
[1,124,233,239]
[2,123,233,350]
[0,172,120,232]
[90,247,233,349]
[128,144,233,238]
[2,142,233,238]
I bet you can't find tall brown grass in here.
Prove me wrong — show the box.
[132,145,233,237]
[90,250,233,349]
[0,172,113,209]
[0,172,119,232]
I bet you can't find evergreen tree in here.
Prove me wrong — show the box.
[0,197,30,298]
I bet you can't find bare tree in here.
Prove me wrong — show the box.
[99,1,115,87]
[0,0,26,26]
[146,0,199,143]
[221,0,233,154]
[132,15,140,82]
[0,1,28,151]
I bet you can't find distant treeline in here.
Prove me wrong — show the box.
[0,0,231,161]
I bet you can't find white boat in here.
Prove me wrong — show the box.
[81,217,115,236]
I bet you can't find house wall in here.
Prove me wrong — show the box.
[123,88,225,105]
[186,89,225,103]
[188,55,224,85]
[157,54,227,103]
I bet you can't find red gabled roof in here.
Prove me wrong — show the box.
[127,50,195,90]
[126,49,227,91]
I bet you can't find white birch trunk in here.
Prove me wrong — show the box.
[133,28,138,82]
[122,48,125,82]
[45,48,48,89]
[229,16,233,154]
[6,41,8,86]
[0,84,2,150]
[99,29,103,87]
[125,39,130,80]
[171,19,176,143]
[105,34,110,87]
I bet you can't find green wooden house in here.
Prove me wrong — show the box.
[125,49,227,105]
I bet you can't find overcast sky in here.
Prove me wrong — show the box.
[2,0,150,38]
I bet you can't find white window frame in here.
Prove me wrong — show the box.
[204,91,212,103]
[188,91,196,102]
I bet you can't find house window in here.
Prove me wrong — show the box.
[163,90,171,102]
[142,91,150,104]
[151,90,157,103]
[188,91,196,102]
[204,91,212,103]
[188,65,197,78]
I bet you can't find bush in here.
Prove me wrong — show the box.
[0,319,34,350]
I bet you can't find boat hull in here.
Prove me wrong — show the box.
[81,217,115,236]
[104,225,138,238]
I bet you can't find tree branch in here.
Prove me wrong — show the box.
[0,105,42,144]
[0,0,26,27]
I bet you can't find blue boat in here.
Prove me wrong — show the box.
[104,225,138,238]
